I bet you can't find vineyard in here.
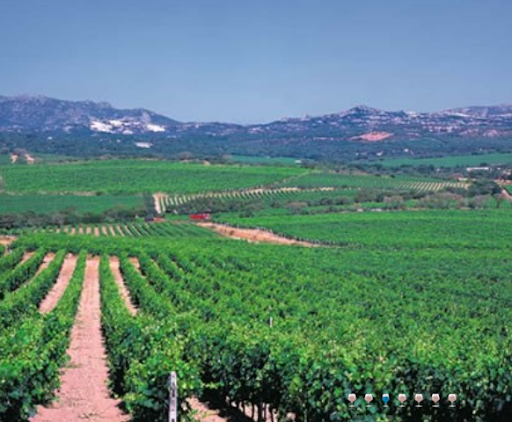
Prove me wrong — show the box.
[154,175,466,215]
[0,208,510,421]
[155,187,357,214]
[0,157,509,422]
[379,152,512,168]
[35,222,213,238]
[0,194,144,215]
[0,160,305,195]
[220,209,511,247]
[276,172,468,190]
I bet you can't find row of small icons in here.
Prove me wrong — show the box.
[348,394,457,408]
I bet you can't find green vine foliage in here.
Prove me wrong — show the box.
[0,250,86,421]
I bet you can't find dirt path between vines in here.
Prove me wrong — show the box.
[154,193,165,214]
[116,225,125,237]
[109,256,137,316]
[0,235,16,246]
[21,251,34,264]
[197,223,317,247]
[129,256,140,270]
[501,188,512,202]
[35,253,56,276]
[39,254,78,314]
[32,257,129,422]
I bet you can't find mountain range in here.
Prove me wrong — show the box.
[1,95,512,142]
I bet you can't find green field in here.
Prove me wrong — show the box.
[0,194,143,214]
[0,209,510,421]
[0,153,76,166]
[0,160,305,194]
[229,155,302,165]
[378,152,512,167]
[158,188,359,214]
[0,155,12,165]
[1,158,510,421]
[222,209,509,248]
[277,172,465,190]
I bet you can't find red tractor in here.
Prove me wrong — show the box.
[189,213,211,221]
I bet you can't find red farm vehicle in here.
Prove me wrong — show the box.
[189,213,211,221]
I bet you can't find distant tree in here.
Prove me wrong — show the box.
[287,202,308,215]
[469,195,492,209]
[354,189,380,203]
[177,151,194,161]
[419,192,465,209]
[383,195,405,210]
[493,193,508,209]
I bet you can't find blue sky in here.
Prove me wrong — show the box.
[1,0,511,123]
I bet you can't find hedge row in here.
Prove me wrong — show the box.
[0,247,24,273]
[0,248,46,300]
[100,255,201,421]
[0,250,65,330]
[0,250,86,421]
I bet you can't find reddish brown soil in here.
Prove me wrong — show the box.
[39,254,78,314]
[153,193,165,214]
[350,131,393,142]
[21,251,35,264]
[128,257,140,270]
[501,188,512,202]
[198,223,316,247]
[0,235,16,246]
[35,253,56,276]
[109,256,138,316]
[32,257,129,422]
[188,397,279,422]
[189,398,230,422]
[116,225,125,237]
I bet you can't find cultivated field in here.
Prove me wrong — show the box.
[378,152,512,168]
[0,209,510,421]
[0,194,144,215]
[0,158,509,422]
[276,172,467,190]
[36,222,213,238]
[221,209,509,247]
[0,160,305,194]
